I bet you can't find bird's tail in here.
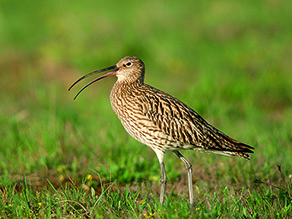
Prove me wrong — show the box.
[218,132,254,160]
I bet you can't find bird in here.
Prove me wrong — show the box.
[68,56,254,206]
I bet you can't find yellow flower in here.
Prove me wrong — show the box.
[196,207,200,211]
[149,212,155,216]
[57,165,65,173]
[143,212,156,218]
[38,202,42,208]
[139,200,144,204]
[59,175,64,182]
[87,174,92,181]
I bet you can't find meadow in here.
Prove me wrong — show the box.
[0,1,291,218]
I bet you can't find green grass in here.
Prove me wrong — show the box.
[1,171,291,218]
[0,0,292,218]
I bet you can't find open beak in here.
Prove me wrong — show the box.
[68,65,118,100]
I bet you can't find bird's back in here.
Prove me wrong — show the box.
[110,81,254,159]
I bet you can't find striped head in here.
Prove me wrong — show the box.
[68,56,145,99]
[115,56,145,83]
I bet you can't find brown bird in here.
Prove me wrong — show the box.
[69,56,254,206]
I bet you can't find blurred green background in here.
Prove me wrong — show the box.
[0,0,291,187]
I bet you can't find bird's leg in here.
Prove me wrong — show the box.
[159,161,167,204]
[154,150,167,204]
[173,151,194,206]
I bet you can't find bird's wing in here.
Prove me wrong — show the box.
[137,85,254,155]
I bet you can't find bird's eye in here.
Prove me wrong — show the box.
[125,62,132,67]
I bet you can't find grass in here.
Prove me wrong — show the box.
[1,170,291,218]
[0,0,292,218]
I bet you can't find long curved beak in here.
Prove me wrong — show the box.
[68,65,118,100]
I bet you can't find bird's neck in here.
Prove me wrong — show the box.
[112,78,143,96]
[110,79,143,117]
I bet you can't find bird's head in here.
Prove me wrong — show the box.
[68,56,145,100]
[115,56,145,83]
